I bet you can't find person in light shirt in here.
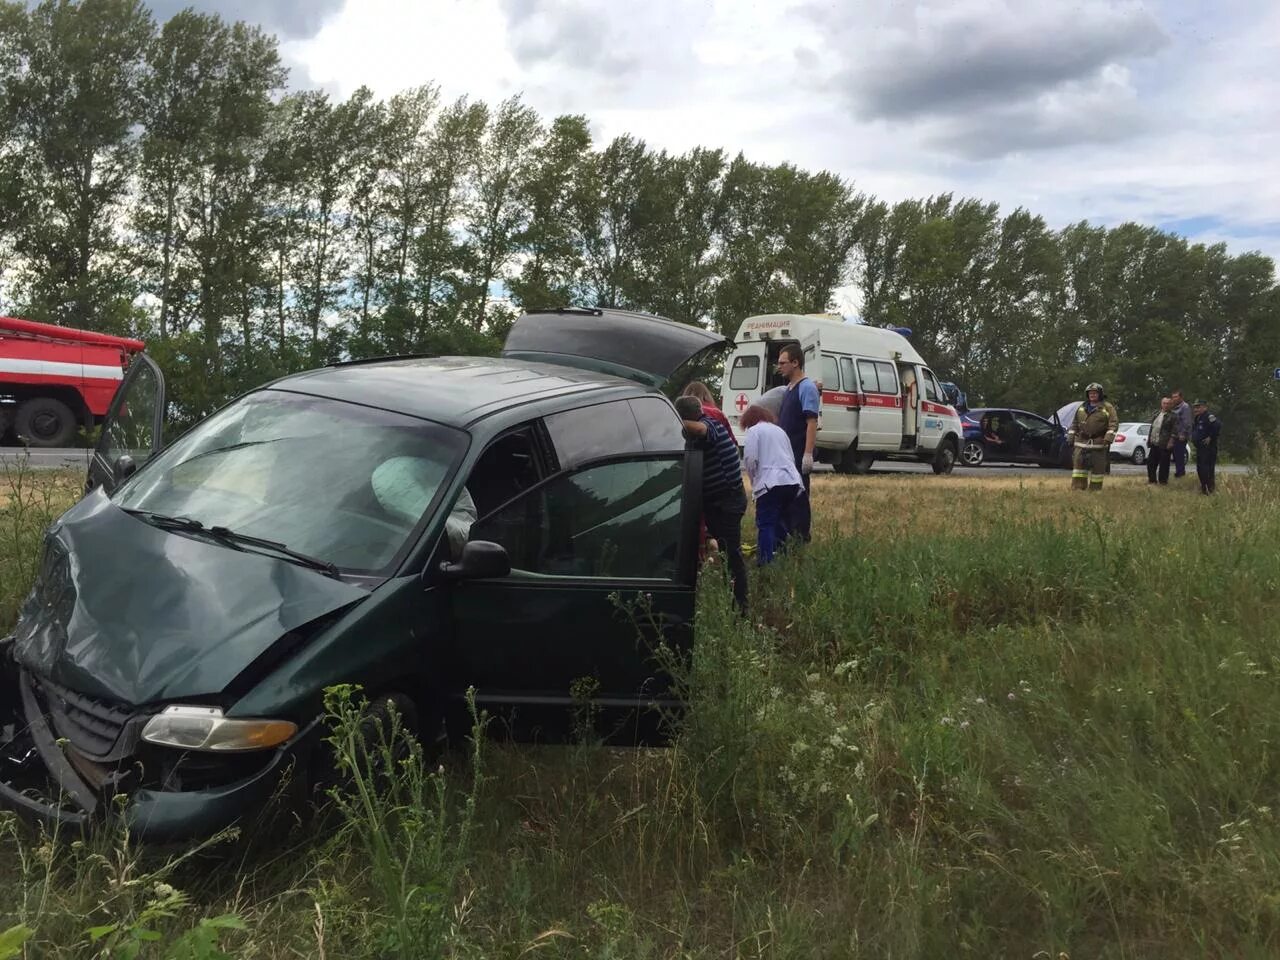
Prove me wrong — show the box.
[739,403,805,564]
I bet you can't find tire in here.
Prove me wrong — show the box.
[1132,446,1146,465]
[0,408,11,441]
[845,451,875,475]
[932,442,957,475]
[961,440,985,467]
[15,397,77,448]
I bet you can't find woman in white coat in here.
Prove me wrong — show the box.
[740,403,805,563]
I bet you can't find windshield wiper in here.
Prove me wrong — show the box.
[121,509,341,579]
[121,509,205,532]
[203,526,340,579]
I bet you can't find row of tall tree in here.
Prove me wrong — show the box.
[2,0,1277,448]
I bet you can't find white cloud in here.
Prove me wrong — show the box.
[281,0,1280,267]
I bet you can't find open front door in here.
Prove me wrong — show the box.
[86,353,164,495]
[445,443,703,745]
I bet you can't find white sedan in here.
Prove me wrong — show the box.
[1110,422,1151,464]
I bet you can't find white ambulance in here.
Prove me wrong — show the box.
[719,313,964,474]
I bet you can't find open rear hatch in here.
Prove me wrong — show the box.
[502,307,728,389]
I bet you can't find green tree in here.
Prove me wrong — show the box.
[465,96,538,329]
[577,134,658,311]
[8,0,154,330]
[509,114,593,312]
[634,147,725,326]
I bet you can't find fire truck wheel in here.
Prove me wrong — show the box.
[0,409,11,440]
[15,397,77,448]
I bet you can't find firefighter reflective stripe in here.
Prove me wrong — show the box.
[1071,470,1088,479]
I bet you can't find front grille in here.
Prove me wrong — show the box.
[33,674,141,762]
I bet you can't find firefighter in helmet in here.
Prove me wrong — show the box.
[1067,382,1118,491]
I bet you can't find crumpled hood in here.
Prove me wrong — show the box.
[10,488,368,706]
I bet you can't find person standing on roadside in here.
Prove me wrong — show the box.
[739,403,804,564]
[681,381,737,444]
[1066,381,1118,491]
[1191,399,1221,495]
[1170,389,1193,478]
[776,343,820,542]
[1147,397,1176,485]
[675,395,748,612]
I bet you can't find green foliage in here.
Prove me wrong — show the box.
[1,0,1274,447]
[0,924,33,960]
[4,469,1280,955]
[316,685,487,959]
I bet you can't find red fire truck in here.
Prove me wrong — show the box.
[0,316,146,448]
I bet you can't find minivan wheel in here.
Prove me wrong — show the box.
[961,440,985,466]
[1132,446,1146,465]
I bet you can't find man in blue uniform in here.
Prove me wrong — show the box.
[776,343,820,542]
[1190,399,1221,495]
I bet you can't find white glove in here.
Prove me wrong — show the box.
[801,452,814,474]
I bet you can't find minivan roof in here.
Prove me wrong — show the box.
[267,355,642,426]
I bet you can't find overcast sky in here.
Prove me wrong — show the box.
[162,0,1280,270]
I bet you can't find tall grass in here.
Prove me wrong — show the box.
[2,462,1278,956]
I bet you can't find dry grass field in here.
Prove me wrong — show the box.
[3,461,1277,958]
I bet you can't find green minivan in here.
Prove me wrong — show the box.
[0,308,725,841]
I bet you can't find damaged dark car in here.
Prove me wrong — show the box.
[1,308,723,841]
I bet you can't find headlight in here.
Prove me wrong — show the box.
[141,705,297,752]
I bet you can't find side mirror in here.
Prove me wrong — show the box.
[114,454,137,480]
[440,540,510,581]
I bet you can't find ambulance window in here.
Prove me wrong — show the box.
[922,371,942,402]
[874,361,898,394]
[821,355,839,391]
[857,359,881,393]
[728,355,760,390]
[839,356,856,392]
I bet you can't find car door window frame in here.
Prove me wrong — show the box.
[470,452,694,585]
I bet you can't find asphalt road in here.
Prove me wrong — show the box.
[0,445,1251,479]
[0,446,93,471]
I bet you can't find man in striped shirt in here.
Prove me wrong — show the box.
[676,395,748,614]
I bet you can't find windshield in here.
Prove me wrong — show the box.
[114,390,468,574]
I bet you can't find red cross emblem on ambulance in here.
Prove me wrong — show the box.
[735,393,749,412]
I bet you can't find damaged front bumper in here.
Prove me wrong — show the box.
[0,645,319,842]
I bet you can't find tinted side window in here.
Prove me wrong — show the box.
[545,400,642,469]
[470,458,684,580]
[857,359,880,393]
[629,397,685,452]
[874,361,898,394]
[728,355,760,390]
[821,355,839,391]
[839,356,856,392]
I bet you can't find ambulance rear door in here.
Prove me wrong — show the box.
[722,340,766,434]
